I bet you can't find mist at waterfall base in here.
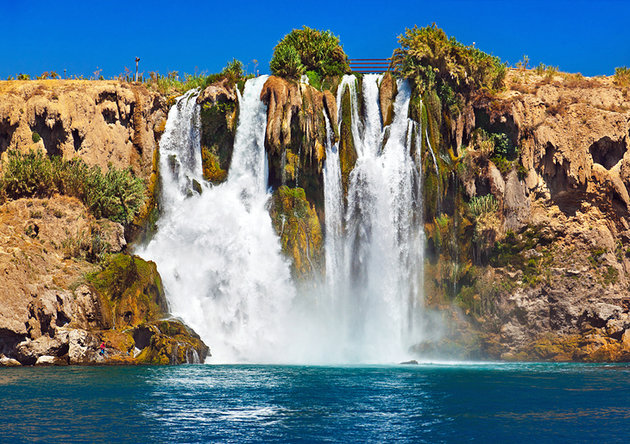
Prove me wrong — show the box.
[139,75,443,364]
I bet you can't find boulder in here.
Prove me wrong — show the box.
[67,329,100,365]
[0,356,21,367]
[15,333,69,365]
[35,355,67,366]
[379,73,397,126]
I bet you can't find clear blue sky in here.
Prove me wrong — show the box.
[1,0,628,79]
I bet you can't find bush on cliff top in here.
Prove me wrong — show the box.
[1,150,146,225]
[146,59,248,95]
[391,23,506,97]
[614,66,630,88]
[270,26,350,79]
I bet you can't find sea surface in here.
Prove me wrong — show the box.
[2,363,629,443]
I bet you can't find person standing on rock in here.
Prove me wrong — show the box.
[99,342,106,357]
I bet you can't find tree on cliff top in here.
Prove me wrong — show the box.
[391,24,506,99]
[270,26,350,79]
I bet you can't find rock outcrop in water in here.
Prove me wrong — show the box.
[0,81,208,366]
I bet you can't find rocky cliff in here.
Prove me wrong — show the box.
[0,80,208,366]
[0,80,167,178]
[432,69,630,361]
[3,69,630,365]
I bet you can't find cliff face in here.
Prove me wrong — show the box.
[0,80,208,366]
[260,76,336,278]
[0,80,167,179]
[445,70,630,361]
[195,71,630,361]
[3,71,630,364]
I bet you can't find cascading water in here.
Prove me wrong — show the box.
[319,74,425,362]
[143,73,427,364]
[139,76,295,363]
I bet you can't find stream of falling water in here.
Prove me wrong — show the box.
[141,75,426,364]
[320,75,425,362]
[139,77,295,363]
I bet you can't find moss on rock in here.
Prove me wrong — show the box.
[339,86,357,196]
[134,320,209,364]
[270,186,323,280]
[200,100,238,184]
[85,253,209,363]
[87,253,167,329]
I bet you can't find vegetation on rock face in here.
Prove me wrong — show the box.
[270,186,323,280]
[134,320,208,364]
[200,101,238,183]
[270,26,350,79]
[614,66,630,88]
[86,253,167,328]
[392,23,507,102]
[338,86,358,195]
[1,150,146,225]
[145,59,248,95]
[85,253,209,364]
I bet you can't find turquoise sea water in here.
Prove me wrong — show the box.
[2,363,629,443]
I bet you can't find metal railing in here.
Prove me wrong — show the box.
[348,58,392,74]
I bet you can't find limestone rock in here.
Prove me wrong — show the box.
[270,186,323,279]
[0,356,21,367]
[134,320,210,364]
[67,329,100,365]
[0,80,167,180]
[197,79,237,106]
[503,170,530,230]
[35,355,67,366]
[261,76,336,210]
[198,79,238,184]
[15,334,69,365]
[379,73,397,126]
[488,162,505,197]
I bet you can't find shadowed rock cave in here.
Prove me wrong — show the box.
[0,118,17,154]
[31,112,66,157]
[590,136,627,170]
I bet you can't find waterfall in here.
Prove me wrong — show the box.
[139,76,295,363]
[143,73,427,364]
[319,74,425,362]
[323,112,344,299]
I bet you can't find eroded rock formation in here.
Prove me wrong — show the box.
[0,80,167,179]
[444,70,630,361]
[0,80,207,366]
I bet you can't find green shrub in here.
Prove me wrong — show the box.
[468,194,499,218]
[1,150,146,225]
[471,128,517,161]
[614,66,630,88]
[306,70,322,90]
[32,131,41,143]
[270,44,305,79]
[534,63,559,79]
[2,150,55,197]
[391,23,506,97]
[270,26,349,79]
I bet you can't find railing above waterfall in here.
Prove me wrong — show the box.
[348,58,393,74]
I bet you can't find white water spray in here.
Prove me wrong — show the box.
[316,74,426,362]
[139,76,295,363]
